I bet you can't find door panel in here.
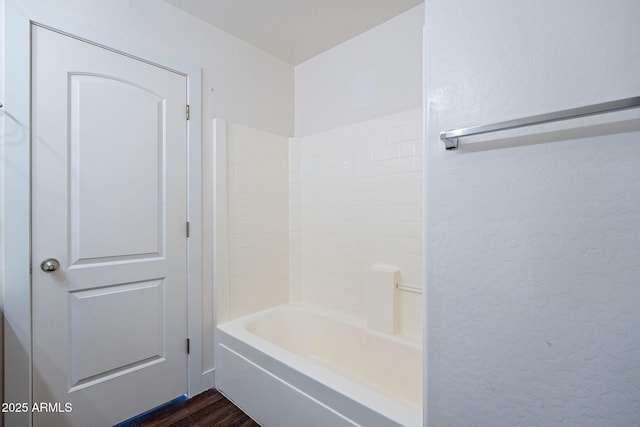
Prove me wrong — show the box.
[69,74,164,262]
[69,279,164,389]
[32,25,188,426]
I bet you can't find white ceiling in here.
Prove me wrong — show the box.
[163,0,424,65]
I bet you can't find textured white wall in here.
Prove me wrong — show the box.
[226,124,289,320]
[425,0,640,425]
[290,109,423,340]
[294,4,424,137]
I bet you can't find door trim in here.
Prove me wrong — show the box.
[3,2,204,425]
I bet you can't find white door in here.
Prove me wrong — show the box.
[31,25,189,426]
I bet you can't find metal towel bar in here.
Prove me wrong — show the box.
[440,95,640,150]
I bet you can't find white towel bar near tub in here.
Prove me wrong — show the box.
[216,304,422,427]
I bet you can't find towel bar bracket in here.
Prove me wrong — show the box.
[442,136,458,150]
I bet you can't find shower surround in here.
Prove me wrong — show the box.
[220,109,423,335]
[290,108,424,339]
[225,123,290,320]
[216,108,424,425]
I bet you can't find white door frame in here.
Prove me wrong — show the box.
[3,2,204,425]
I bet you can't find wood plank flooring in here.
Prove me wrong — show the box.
[128,389,260,427]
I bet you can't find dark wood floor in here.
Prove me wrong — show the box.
[128,389,260,427]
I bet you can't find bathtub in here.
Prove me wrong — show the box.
[216,304,422,427]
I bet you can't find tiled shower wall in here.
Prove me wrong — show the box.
[290,109,423,340]
[226,124,289,319]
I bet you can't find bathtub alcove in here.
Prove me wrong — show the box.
[214,110,424,426]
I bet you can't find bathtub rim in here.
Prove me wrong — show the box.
[220,303,422,350]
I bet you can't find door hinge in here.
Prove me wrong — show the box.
[186,338,191,354]
[186,104,190,120]
[186,221,190,238]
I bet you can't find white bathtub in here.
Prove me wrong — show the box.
[216,304,422,427]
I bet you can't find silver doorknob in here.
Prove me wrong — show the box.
[40,258,60,272]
